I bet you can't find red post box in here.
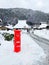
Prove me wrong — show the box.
[14,30,21,53]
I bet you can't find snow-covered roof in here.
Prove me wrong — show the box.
[39,24,47,28]
[5,25,13,29]
[13,20,30,28]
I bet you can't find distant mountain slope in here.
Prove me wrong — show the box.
[0,8,49,26]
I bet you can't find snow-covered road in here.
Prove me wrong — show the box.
[29,32,49,65]
[0,31,46,65]
[29,32,49,53]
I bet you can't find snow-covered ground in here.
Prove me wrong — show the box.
[33,23,49,40]
[0,30,14,34]
[34,29,49,40]
[0,20,48,65]
[0,30,46,65]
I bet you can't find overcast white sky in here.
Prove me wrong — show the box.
[0,0,49,13]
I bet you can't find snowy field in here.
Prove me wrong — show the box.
[0,30,46,65]
[34,23,49,40]
[34,29,49,40]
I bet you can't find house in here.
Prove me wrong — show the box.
[13,20,30,29]
[13,20,31,32]
[0,26,12,30]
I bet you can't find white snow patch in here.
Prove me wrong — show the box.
[0,30,14,34]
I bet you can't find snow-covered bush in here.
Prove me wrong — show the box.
[2,33,14,41]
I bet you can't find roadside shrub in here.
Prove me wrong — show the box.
[2,33,14,41]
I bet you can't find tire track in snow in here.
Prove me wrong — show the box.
[29,32,49,45]
[29,32,49,54]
